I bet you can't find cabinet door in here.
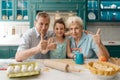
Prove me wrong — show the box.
[0,47,10,59]
[10,46,18,58]
[87,0,98,21]
[106,46,120,58]
[100,0,120,21]
[16,0,29,21]
[1,0,29,21]
[1,0,14,20]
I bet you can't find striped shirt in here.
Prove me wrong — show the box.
[17,27,54,59]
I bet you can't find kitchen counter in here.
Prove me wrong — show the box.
[102,41,120,46]
[0,35,21,46]
[0,59,119,80]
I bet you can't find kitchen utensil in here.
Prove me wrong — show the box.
[111,4,117,9]
[17,15,22,20]
[88,12,96,20]
[2,15,8,20]
[43,60,80,72]
[73,51,84,64]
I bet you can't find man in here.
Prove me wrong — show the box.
[15,12,55,62]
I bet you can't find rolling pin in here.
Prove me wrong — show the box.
[43,60,80,72]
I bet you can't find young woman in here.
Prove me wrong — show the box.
[48,18,68,59]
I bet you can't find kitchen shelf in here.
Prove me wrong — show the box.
[87,0,120,22]
[0,0,29,21]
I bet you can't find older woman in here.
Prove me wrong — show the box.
[67,16,109,60]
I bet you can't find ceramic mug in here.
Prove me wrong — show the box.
[73,51,84,64]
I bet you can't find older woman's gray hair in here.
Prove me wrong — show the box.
[67,16,83,28]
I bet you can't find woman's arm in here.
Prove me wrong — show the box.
[92,28,110,59]
[66,39,74,58]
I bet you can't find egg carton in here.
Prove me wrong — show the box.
[7,62,40,78]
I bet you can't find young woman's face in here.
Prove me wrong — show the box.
[69,23,82,39]
[54,23,65,37]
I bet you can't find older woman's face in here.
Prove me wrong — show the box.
[69,23,82,39]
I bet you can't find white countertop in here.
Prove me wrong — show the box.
[102,41,120,46]
[0,35,21,46]
[0,59,119,80]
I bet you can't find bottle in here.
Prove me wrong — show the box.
[12,26,15,35]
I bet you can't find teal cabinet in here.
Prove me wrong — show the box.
[29,0,86,29]
[87,0,98,21]
[43,0,71,3]
[1,0,14,20]
[9,46,18,58]
[0,0,29,21]
[0,46,10,58]
[0,46,18,59]
[87,0,120,22]
[106,46,120,58]
[16,0,29,21]
[100,0,120,22]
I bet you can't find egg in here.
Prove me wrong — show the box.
[7,66,14,74]
[28,64,33,72]
[14,65,20,73]
[21,65,27,72]
[34,65,40,71]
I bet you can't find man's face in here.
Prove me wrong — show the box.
[35,17,50,36]
[69,23,82,39]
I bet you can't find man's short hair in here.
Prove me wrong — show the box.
[35,12,50,21]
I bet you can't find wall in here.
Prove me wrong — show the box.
[87,22,120,41]
[0,22,30,38]
[48,12,77,31]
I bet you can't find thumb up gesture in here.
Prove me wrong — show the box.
[37,33,48,51]
[92,28,101,44]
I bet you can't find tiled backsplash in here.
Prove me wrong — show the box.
[0,22,30,38]
[0,21,120,42]
[87,22,120,41]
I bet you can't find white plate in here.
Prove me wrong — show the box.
[88,12,96,20]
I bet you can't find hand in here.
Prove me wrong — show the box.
[37,33,48,52]
[40,40,48,50]
[47,43,57,50]
[47,38,56,50]
[92,28,101,45]
[83,30,94,35]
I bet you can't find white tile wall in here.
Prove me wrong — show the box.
[87,22,120,41]
[0,22,30,37]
